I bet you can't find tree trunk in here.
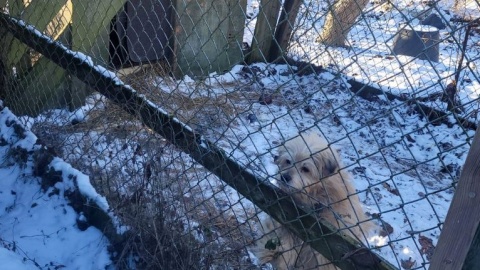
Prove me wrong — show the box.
[269,0,302,62]
[317,0,369,47]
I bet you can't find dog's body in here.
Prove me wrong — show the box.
[254,133,373,269]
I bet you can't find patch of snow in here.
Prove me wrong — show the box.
[0,105,114,269]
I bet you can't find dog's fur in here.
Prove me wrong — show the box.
[254,133,373,270]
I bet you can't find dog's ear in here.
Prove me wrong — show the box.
[275,146,286,164]
[322,150,340,175]
[324,157,339,175]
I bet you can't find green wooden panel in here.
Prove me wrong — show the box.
[173,0,247,77]
[7,56,69,116]
[0,0,73,116]
[71,0,127,65]
[5,26,72,116]
[69,0,127,110]
[2,0,127,116]
[0,0,69,68]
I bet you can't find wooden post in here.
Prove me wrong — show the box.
[247,0,282,63]
[269,0,302,62]
[430,129,480,269]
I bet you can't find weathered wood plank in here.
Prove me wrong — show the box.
[6,56,70,116]
[0,0,69,68]
[69,0,127,111]
[44,1,72,41]
[1,0,32,77]
[71,0,127,65]
[0,15,398,269]
[247,0,281,63]
[430,130,480,269]
[6,24,72,116]
[173,0,247,77]
[1,0,73,116]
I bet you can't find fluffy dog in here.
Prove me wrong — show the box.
[254,133,373,270]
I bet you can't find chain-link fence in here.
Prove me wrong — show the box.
[1,0,479,269]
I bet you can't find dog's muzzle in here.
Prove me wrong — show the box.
[280,173,292,183]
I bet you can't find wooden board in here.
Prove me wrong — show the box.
[0,0,72,116]
[71,0,127,65]
[125,0,172,63]
[0,0,69,68]
[69,0,127,110]
[173,0,247,77]
[7,56,70,116]
[2,0,126,115]
[430,129,480,269]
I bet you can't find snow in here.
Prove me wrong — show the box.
[0,106,114,269]
[50,158,110,212]
[286,0,480,115]
[14,60,470,268]
[1,0,479,269]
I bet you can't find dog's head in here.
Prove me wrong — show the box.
[272,133,375,240]
[274,133,343,202]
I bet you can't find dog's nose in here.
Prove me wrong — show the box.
[280,174,292,183]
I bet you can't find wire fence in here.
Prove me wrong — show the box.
[1,0,479,269]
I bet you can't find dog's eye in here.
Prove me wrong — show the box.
[301,167,310,173]
[285,159,291,165]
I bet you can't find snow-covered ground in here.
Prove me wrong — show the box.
[1,0,479,269]
[0,102,115,269]
[164,62,474,269]
[288,0,480,119]
[245,0,480,118]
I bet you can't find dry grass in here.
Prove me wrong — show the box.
[121,64,252,133]
[29,65,261,269]
[102,150,259,269]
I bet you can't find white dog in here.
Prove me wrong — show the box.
[254,133,374,269]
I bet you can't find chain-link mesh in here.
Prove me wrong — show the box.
[1,0,479,269]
